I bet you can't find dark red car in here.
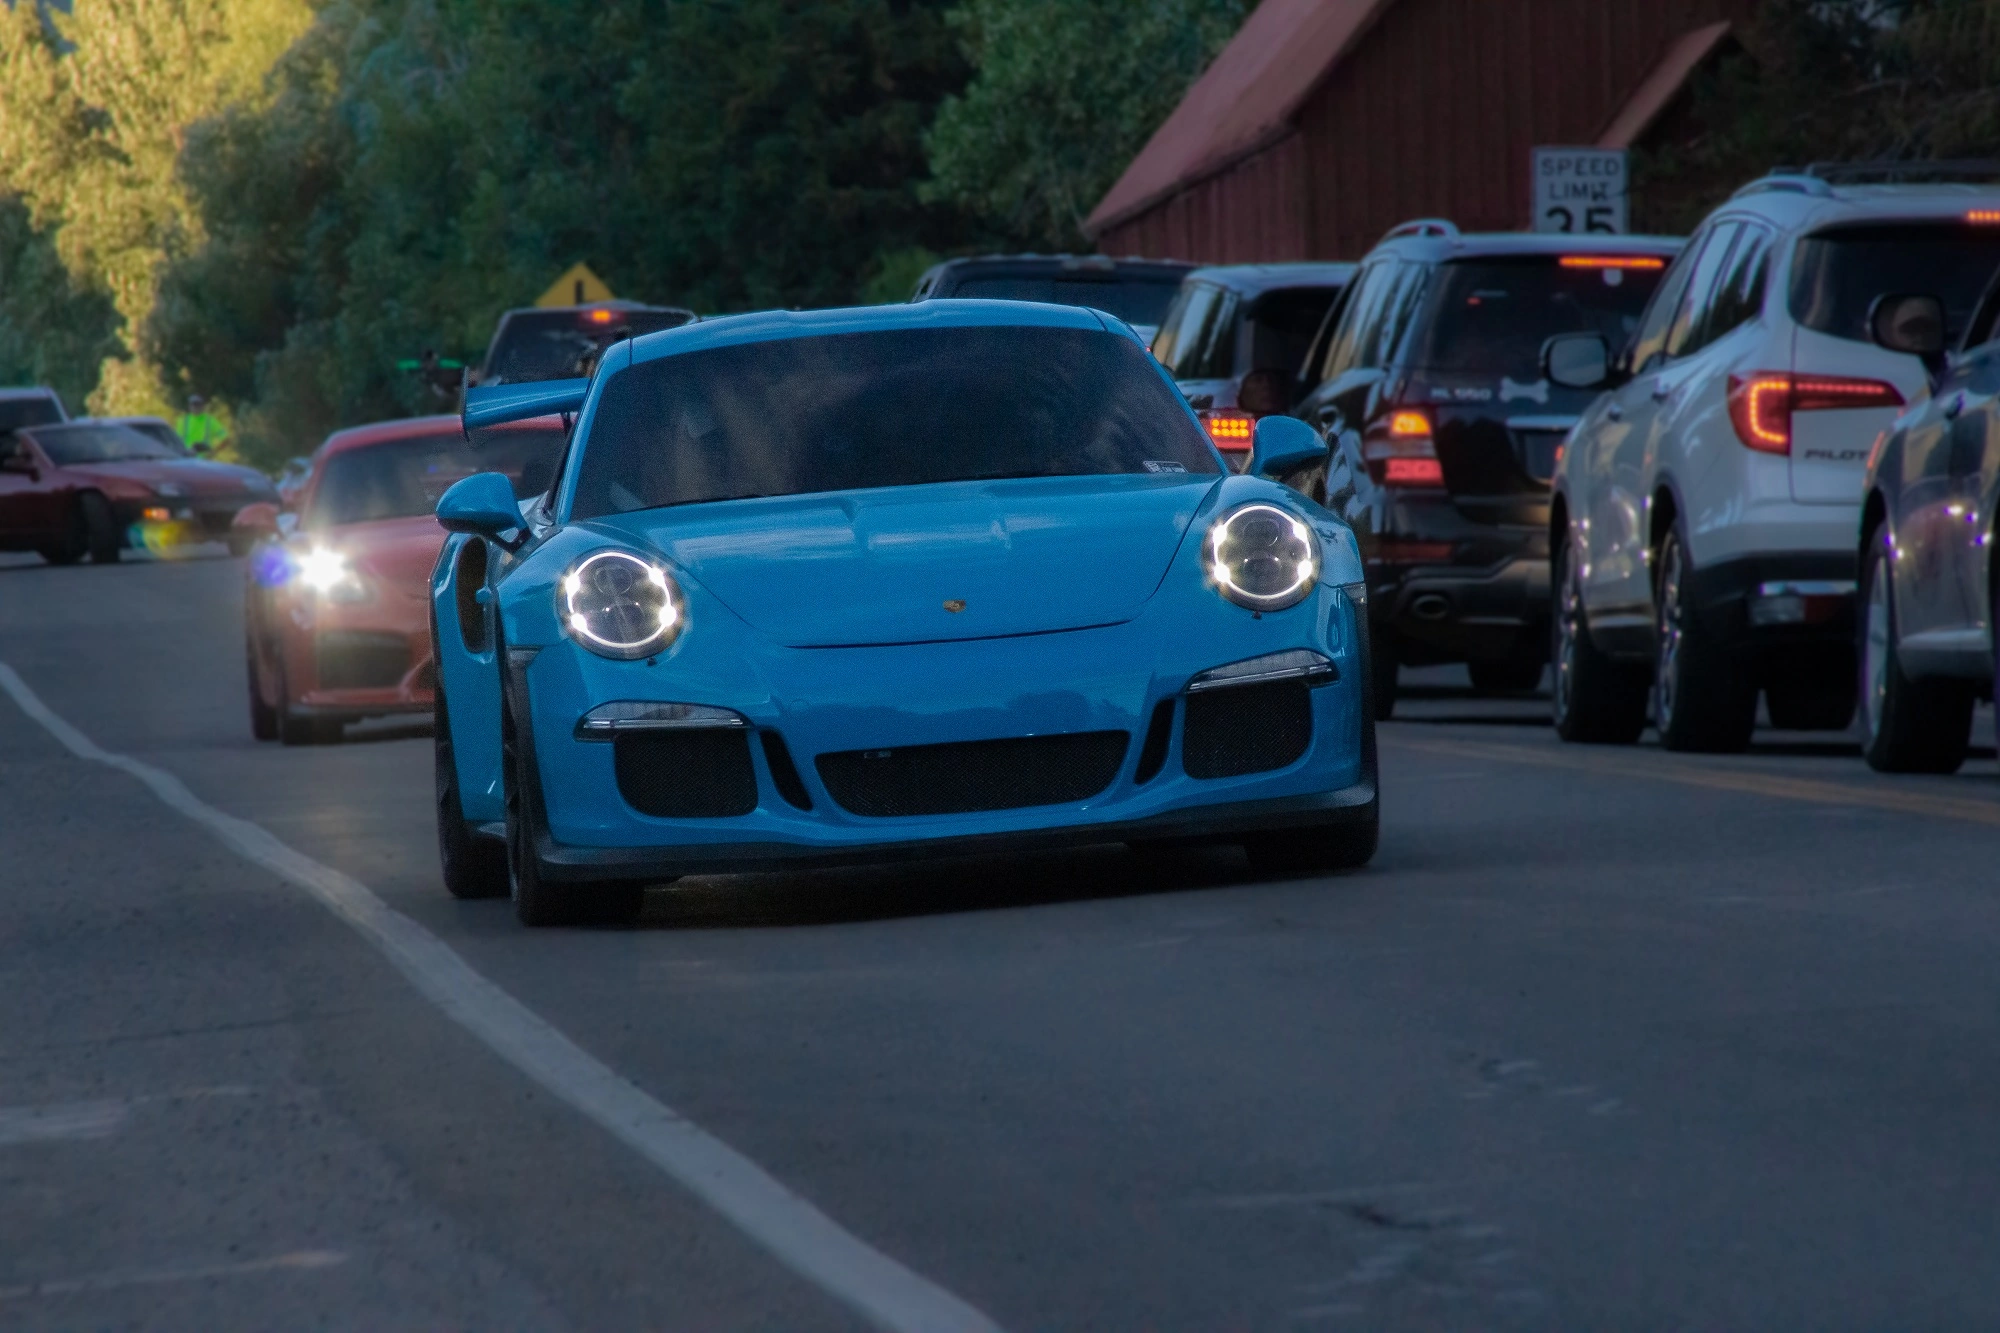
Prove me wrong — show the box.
[0,417,277,563]
[238,414,565,744]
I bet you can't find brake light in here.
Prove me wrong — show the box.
[1200,409,1255,450]
[1383,458,1446,486]
[1726,374,1905,454]
[1968,210,2000,225]
[1560,255,1667,270]
[587,308,615,324]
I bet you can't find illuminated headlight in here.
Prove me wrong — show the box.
[561,550,683,659]
[296,547,371,603]
[1203,502,1320,610]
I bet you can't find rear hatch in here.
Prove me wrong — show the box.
[1786,217,2000,504]
[1402,253,1668,524]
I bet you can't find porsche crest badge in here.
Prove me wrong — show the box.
[943,599,967,614]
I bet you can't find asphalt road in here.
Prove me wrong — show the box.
[3,547,1999,1331]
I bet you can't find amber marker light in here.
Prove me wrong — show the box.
[1388,409,1433,439]
[1967,210,2000,224]
[1200,409,1256,450]
[586,308,615,324]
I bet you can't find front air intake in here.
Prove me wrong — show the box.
[1182,679,1313,779]
[816,732,1129,817]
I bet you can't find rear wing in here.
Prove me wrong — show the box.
[462,377,589,434]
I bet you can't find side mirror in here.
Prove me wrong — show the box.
[1238,368,1294,416]
[231,501,280,539]
[1542,333,1612,390]
[1247,415,1325,481]
[437,471,523,543]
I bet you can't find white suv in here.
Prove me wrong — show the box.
[1542,167,2000,750]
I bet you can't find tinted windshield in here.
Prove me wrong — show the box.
[1411,258,1666,378]
[307,424,567,528]
[943,276,1185,327]
[573,325,1217,519]
[1791,223,2000,344]
[34,425,182,464]
[123,420,188,453]
[0,396,65,432]
[482,308,696,383]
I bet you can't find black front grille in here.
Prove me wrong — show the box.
[1182,679,1313,779]
[615,730,759,818]
[816,731,1128,817]
[316,631,409,690]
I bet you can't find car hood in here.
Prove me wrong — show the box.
[317,515,449,597]
[63,458,271,498]
[608,474,1219,648]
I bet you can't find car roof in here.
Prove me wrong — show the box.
[623,299,1118,368]
[1183,262,1355,296]
[922,254,1194,280]
[0,387,61,402]
[1723,177,2000,231]
[494,300,694,321]
[319,414,464,457]
[1367,229,1685,265]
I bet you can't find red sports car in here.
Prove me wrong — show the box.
[0,418,277,562]
[239,414,565,744]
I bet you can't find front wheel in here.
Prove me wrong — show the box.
[504,705,645,926]
[79,492,120,564]
[436,689,508,899]
[1653,529,1754,753]
[1858,536,1971,773]
[1551,533,1647,743]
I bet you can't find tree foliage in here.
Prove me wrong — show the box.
[0,0,311,413]
[0,195,121,411]
[925,0,1244,250]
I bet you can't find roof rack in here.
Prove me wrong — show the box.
[1380,218,1460,243]
[1738,162,2000,199]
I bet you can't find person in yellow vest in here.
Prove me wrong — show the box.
[175,395,228,455]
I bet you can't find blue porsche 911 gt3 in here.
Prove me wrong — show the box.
[430,300,1378,925]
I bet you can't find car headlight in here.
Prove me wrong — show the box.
[1203,502,1320,611]
[561,550,683,659]
[295,547,371,603]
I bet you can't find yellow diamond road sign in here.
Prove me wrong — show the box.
[536,262,615,308]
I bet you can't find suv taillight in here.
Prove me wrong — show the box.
[1364,408,1444,486]
[1726,373,1905,455]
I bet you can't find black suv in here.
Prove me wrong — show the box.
[911,254,1194,342]
[476,301,698,386]
[1287,222,1681,713]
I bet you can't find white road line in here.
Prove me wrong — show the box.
[0,1249,346,1302]
[0,663,1002,1333]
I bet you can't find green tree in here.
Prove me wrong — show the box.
[0,195,122,409]
[925,0,1245,250]
[0,0,310,414]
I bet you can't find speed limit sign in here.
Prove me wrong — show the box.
[1532,147,1629,234]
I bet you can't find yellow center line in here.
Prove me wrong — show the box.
[1388,735,2000,828]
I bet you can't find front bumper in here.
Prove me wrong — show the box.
[510,582,1372,879]
[113,495,261,545]
[276,605,435,720]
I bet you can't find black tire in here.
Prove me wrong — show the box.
[1243,817,1378,876]
[503,701,645,926]
[436,688,508,899]
[247,641,278,741]
[1551,533,1648,744]
[1653,528,1755,753]
[1858,536,1971,773]
[79,492,120,564]
[1371,629,1399,721]
[1468,643,1546,694]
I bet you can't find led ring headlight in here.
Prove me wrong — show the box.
[561,550,683,659]
[1204,502,1320,611]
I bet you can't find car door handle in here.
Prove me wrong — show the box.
[1650,383,1674,402]
[1606,404,1625,422]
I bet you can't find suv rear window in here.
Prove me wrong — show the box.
[1409,258,1666,380]
[482,308,694,384]
[1790,223,2000,344]
[940,276,1183,328]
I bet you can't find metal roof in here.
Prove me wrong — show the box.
[1596,20,1733,149]
[626,300,1114,368]
[1085,0,1397,237]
